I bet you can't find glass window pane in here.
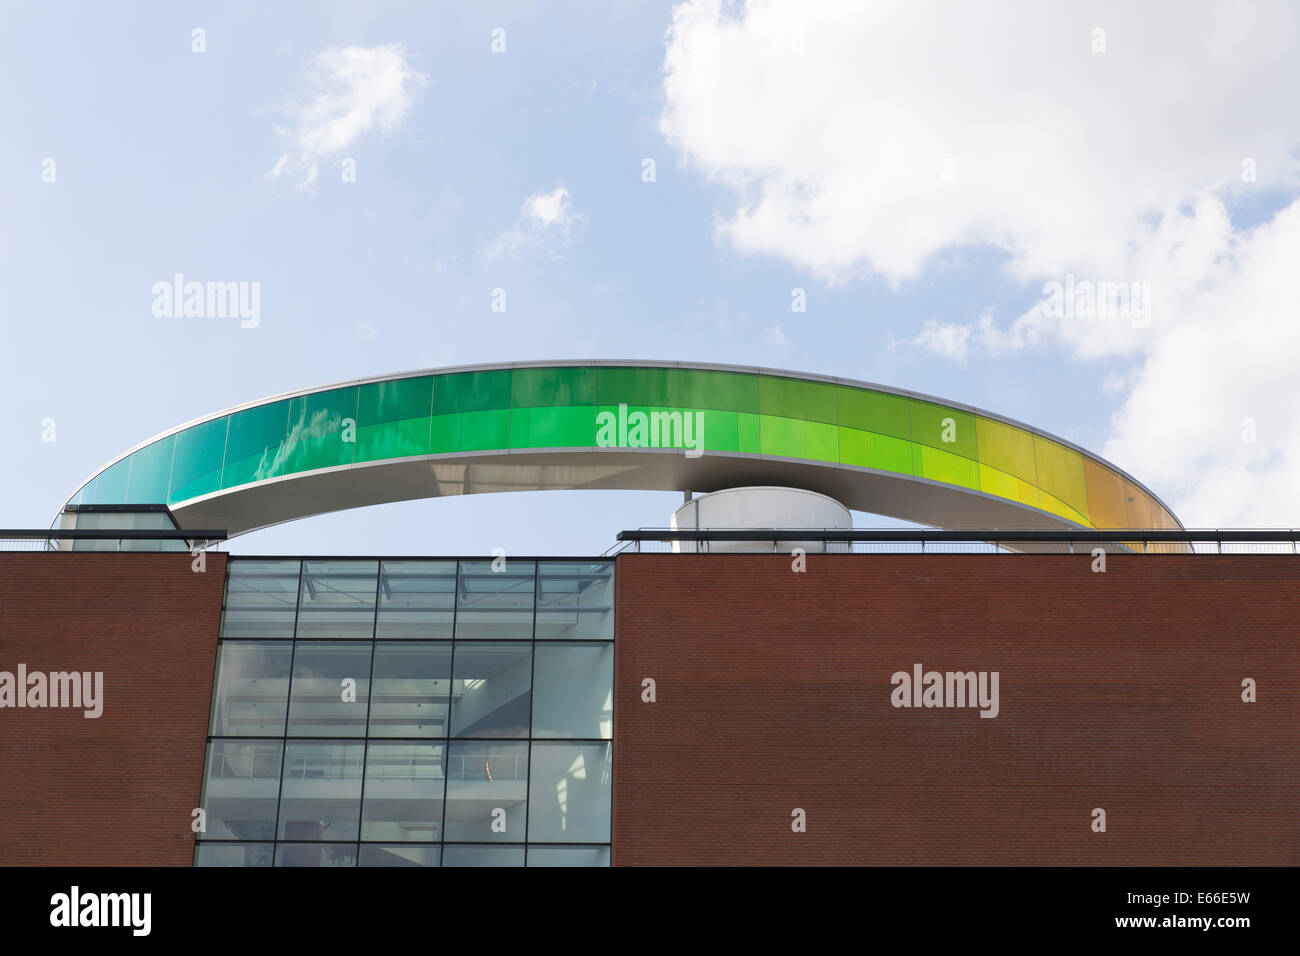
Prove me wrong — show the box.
[277,742,364,841]
[361,742,446,842]
[220,560,301,639]
[450,643,532,738]
[285,386,358,473]
[442,845,524,867]
[527,742,612,843]
[526,845,611,867]
[199,741,284,840]
[535,561,614,639]
[444,741,527,843]
[287,642,372,737]
[209,641,292,737]
[194,842,274,867]
[368,642,451,738]
[275,843,358,867]
[531,643,613,739]
[358,845,441,867]
[377,560,455,639]
[221,400,291,489]
[454,560,535,639]
[168,415,228,505]
[297,561,378,639]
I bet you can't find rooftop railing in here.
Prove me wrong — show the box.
[607,528,1300,556]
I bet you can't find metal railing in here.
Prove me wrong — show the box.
[0,528,228,552]
[608,528,1300,555]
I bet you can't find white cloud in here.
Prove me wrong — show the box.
[660,1,1300,285]
[486,186,583,258]
[660,0,1300,526]
[270,44,428,192]
[765,325,787,346]
[911,318,972,365]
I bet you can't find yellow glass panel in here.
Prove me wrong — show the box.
[976,417,1037,484]
[1083,458,1127,530]
[1034,436,1089,518]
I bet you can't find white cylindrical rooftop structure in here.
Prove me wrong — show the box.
[669,486,852,553]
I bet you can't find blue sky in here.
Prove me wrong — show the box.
[4,1,1298,555]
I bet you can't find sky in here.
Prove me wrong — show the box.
[2,0,1298,556]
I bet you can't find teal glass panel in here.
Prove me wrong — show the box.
[356,376,433,463]
[286,387,358,473]
[676,368,760,413]
[594,366,675,407]
[759,375,838,425]
[510,366,593,407]
[89,457,131,505]
[222,400,291,489]
[124,436,175,504]
[909,400,978,458]
[169,416,229,503]
[433,370,512,414]
[839,387,910,440]
[460,409,510,451]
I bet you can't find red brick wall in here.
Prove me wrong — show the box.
[612,553,1300,866]
[0,552,226,865]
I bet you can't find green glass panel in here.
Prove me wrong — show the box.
[867,433,913,475]
[355,419,431,463]
[593,405,694,450]
[429,413,461,453]
[460,409,510,451]
[355,377,433,463]
[514,406,594,447]
[169,416,229,503]
[737,412,760,454]
[124,436,175,504]
[594,366,675,407]
[510,367,593,408]
[222,400,291,489]
[697,409,738,452]
[359,376,433,425]
[758,375,837,424]
[913,445,979,490]
[286,387,358,473]
[909,400,978,458]
[1033,436,1089,517]
[975,417,1037,484]
[839,427,869,467]
[93,456,131,505]
[676,368,760,413]
[838,388,910,439]
[433,370,512,414]
[804,421,838,462]
[759,414,802,458]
